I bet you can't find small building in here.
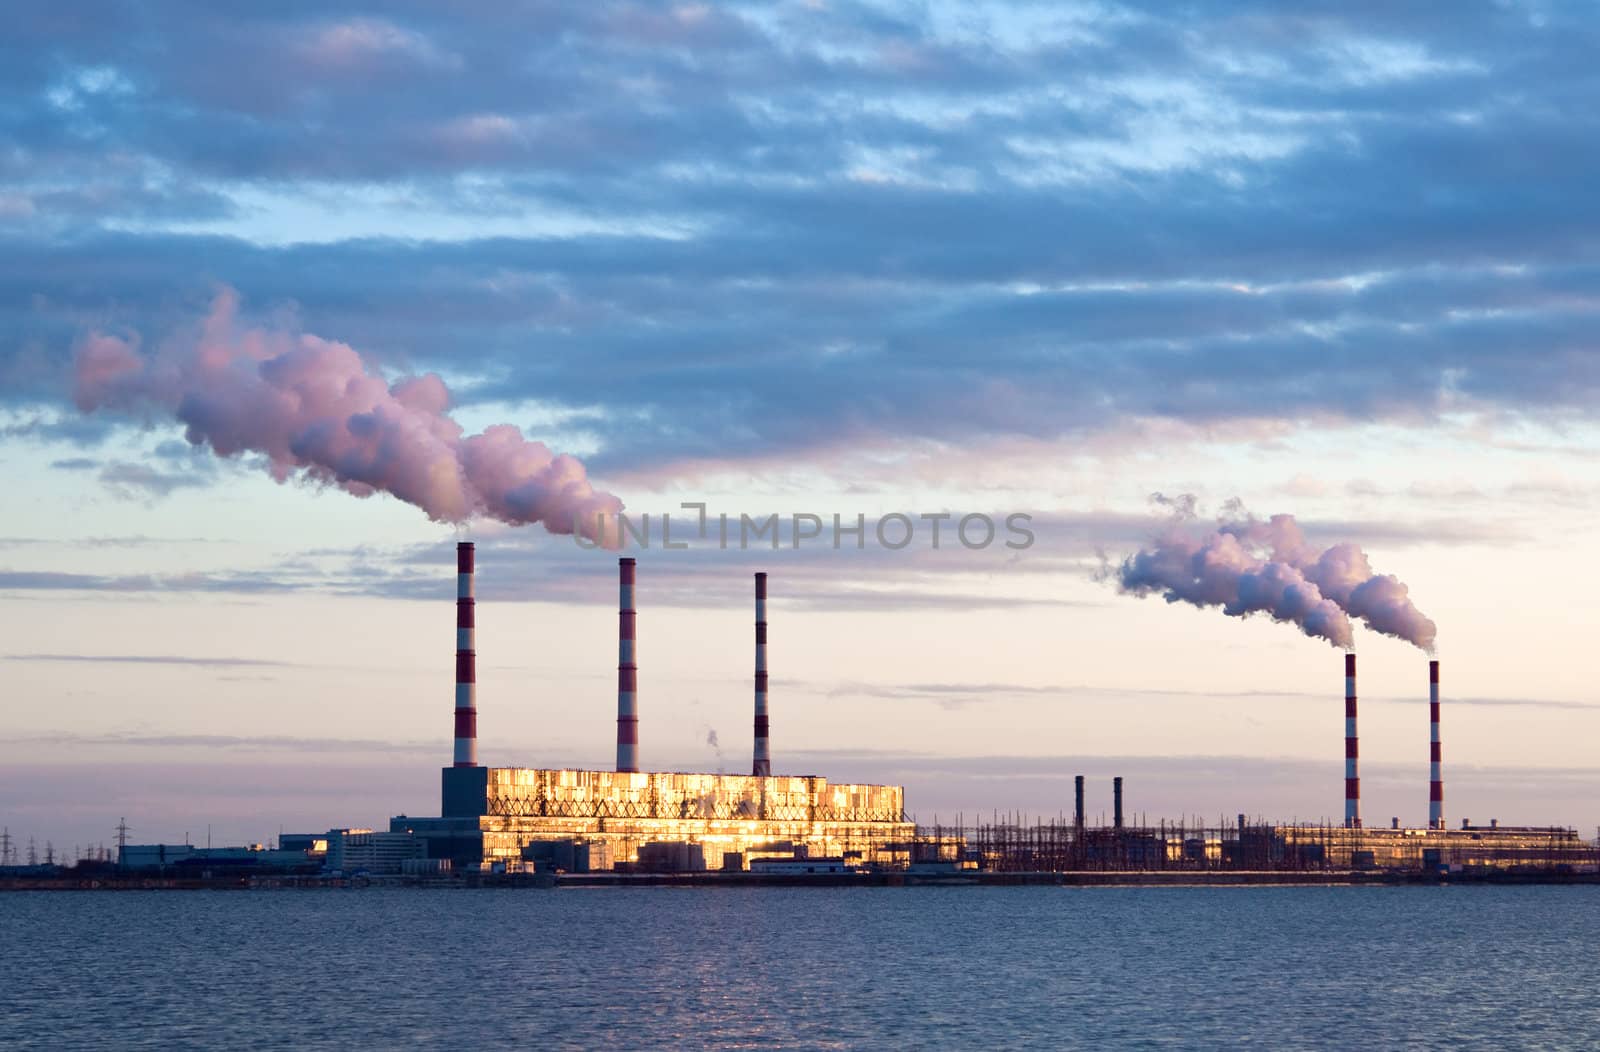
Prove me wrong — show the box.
[749,857,852,875]
[119,844,196,870]
[519,838,613,873]
[278,834,328,857]
[120,843,317,872]
[325,829,423,875]
[634,841,707,873]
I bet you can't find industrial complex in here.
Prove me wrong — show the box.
[391,545,917,872]
[375,542,1591,879]
[16,540,1589,887]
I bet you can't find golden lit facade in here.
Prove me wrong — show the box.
[1273,824,1588,870]
[423,767,913,869]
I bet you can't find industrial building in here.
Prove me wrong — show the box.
[394,544,915,871]
[324,829,425,875]
[117,841,323,873]
[372,541,1590,879]
[960,771,1593,875]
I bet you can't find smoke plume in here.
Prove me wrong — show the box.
[73,289,623,545]
[1115,496,1438,652]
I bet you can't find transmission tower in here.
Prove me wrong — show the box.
[27,836,38,866]
[116,817,131,868]
[0,827,11,866]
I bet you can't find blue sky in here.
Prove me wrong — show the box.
[3,1,1599,851]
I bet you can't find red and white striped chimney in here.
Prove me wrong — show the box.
[453,541,477,768]
[1429,659,1444,829]
[1344,652,1360,828]
[753,572,771,777]
[616,557,638,773]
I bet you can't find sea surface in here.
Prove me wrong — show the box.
[5,885,1599,1049]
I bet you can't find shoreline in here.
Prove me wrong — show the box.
[6,868,1599,891]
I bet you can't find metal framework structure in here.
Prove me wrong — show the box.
[926,815,1594,874]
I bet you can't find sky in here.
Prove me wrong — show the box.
[3,1,1600,854]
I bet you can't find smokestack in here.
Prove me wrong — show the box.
[1429,659,1444,830]
[616,558,638,773]
[1113,776,1124,830]
[1074,775,1085,831]
[453,542,477,768]
[1345,653,1360,828]
[752,572,771,777]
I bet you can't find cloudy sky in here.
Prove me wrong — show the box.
[3,1,1599,852]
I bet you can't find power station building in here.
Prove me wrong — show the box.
[387,543,1589,878]
[392,544,914,870]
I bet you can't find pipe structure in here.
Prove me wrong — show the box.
[616,558,638,773]
[1345,653,1361,828]
[1429,659,1444,830]
[1074,775,1086,831]
[752,572,771,777]
[453,542,477,768]
[1113,776,1124,831]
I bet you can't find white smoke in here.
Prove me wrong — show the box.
[1116,496,1438,652]
[73,288,623,544]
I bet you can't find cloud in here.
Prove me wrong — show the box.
[815,679,1600,712]
[0,534,217,548]
[0,569,299,595]
[3,730,436,754]
[97,459,216,499]
[0,4,1591,474]
[6,653,293,669]
[0,493,1521,609]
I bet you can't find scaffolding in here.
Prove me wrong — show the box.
[925,815,1595,875]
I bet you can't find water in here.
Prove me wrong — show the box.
[5,885,1599,1049]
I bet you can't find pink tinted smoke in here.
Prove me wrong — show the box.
[72,288,623,544]
[1122,505,1437,651]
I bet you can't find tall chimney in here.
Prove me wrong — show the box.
[453,542,477,768]
[616,558,638,773]
[1074,775,1086,831]
[752,572,771,777]
[1429,659,1444,830]
[1345,652,1361,828]
[1113,776,1124,830]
